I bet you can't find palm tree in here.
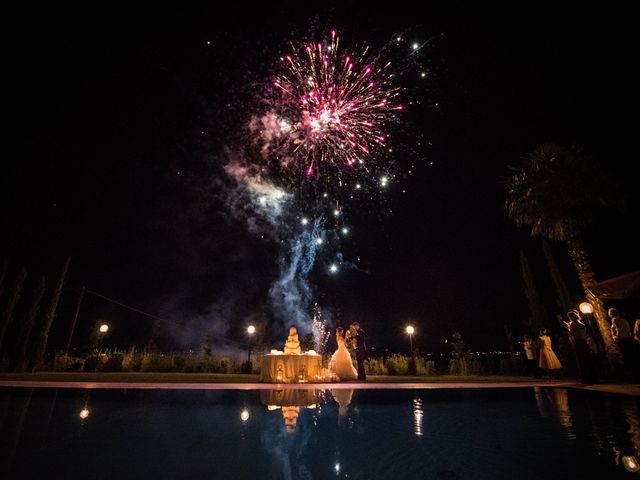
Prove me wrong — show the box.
[520,250,548,335]
[505,142,624,370]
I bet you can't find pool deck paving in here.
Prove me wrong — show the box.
[1,379,638,395]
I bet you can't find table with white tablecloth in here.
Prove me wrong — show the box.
[260,354,322,383]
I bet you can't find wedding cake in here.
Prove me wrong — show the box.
[284,326,301,354]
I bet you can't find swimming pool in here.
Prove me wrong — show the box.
[1,387,638,479]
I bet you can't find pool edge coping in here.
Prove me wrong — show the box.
[1,380,638,396]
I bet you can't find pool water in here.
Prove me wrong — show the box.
[1,387,639,479]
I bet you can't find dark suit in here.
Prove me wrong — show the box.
[355,329,367,380]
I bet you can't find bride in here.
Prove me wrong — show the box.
[331,327,357,381]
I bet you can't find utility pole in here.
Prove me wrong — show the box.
[64,286,85,355]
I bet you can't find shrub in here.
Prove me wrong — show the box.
[77,350,248,374]
[408,356,417,375]
[141,353,174,372]
[241,360,251,374]
[52,353,84,372]
[251,358,261,374]
[217,357,230,374]
[365,357,388,375]
[122,348,143,371]
[103,352,124,372]
[385,354,410,375]
[499,356,524,376]
[470,356,484,375]
[173,355,187,371]
[83,354,106,372]
[448,352,472,375]
[198,357,213,373]
[182,356,199,373]
[194,360,210,373]
[414,357,436,376]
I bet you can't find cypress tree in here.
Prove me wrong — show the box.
[12,276,46,371]
[0,267,27,354]
[0,257,8,300]
[29,257,70,371]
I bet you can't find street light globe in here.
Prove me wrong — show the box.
[240,409,250,422]
[623,456,640,473]
[247,325,256,335]
[99,324,109,333]
[406,326,415,335]
[79,408,90,419]
[579,302,593,314]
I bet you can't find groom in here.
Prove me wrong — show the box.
[351,322,367,380]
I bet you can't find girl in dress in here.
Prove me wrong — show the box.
[331,327,358,381]
[538,328,562,380]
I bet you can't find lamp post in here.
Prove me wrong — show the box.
[406,325,415,353]
[406,325,416,375]
[579,302,593,314]
[246,325,256,373]
[623,455,640,473]
[96,323,109,353]
[578,302,598,338]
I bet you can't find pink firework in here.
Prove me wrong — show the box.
[269,30,403,179]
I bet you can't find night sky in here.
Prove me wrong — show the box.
[3,5,638,356]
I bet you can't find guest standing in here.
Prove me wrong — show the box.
[519,334,539,378]
[538,328,562,380]
[351,322,367,381]
[609,308,638,380]
[565,310,596,383]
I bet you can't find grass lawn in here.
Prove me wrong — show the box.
[0,372,540,384]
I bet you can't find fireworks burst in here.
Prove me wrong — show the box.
[256,30,406,183]
[311,303,331,354]
[237,26,429,311]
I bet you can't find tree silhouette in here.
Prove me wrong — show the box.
[520,250,548,335]
[11,276,46,371]
[0,267,27,354]
[29,257,70,371]
[506,143,624,370]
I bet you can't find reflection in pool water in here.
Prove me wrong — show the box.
[534,387,575,436]
[413,395,424,437]
[260,389,321,433]
[623,400,640,473]
[330,389,353,426]
[0,387,638,479]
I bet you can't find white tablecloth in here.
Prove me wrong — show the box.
[260,354,322,383]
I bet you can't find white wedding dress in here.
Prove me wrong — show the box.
[331,334,357,381]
